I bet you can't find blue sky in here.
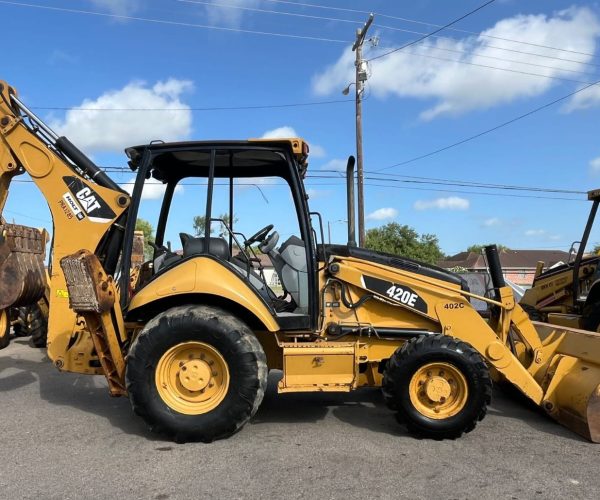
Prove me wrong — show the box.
[2,0,600,255]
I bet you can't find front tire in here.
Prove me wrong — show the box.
[126,305,267,442]
[581,300,600,332]
[382,335,492,439]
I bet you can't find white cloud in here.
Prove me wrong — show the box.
[89,0,139,16]
[366,207,398,220]
[306,188,330,200]
[313,7,600,119]
[589,157,600,174]
[320,158,347,172]
[483,217,501,227]
[524,228,562,240]
[48,49,77,65]
[201,0,262,28]
[261,126,297,139]
[50,79,194,153]
[565,83,600,112]
[260,125,325,160]
[121,177,184,200]
[310,144,326,158]
[414,197,470,211]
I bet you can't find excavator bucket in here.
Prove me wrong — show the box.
[0,222,48,310]
[529,322,600,442]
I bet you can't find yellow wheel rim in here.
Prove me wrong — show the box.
[155,341,230,415]
[0,310,9,339]
[409,362,468,419]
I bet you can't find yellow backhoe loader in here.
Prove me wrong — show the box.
[1,80,599,443]
[521,189,600,332]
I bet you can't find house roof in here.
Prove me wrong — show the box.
[438,249,571,270]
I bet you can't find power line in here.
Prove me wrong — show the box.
[310,174,586,196]
[394,49,593,85]
[0,0,348,43]
[415,42,600,79]
[178,0,359,25]
[31,98,352,112]
[367,0,497,62]
[101,166,587,196]
[375,24,600,70]
[260,0,597,58]
[374,77,600,171]
[1,209,51,224]
[179,0,600,80]
[364,182,584,202]
[8,177,585,202]
[360,172,586,195]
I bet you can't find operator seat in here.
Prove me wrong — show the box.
[261,234,309,313]
[180,233,231,260]
[179,233,273,303]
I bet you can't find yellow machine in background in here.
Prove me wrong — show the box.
[521,189,600,331]
[1,79,600,443]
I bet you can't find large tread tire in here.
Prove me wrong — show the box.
[27,304,48,348]
[10,304,48,347]
[126,304,268,443]
[581,300,600,332]
[11,307,28,337]
[382,334,492,440]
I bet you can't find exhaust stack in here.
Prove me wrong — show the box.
[346,155,356,247]
[484,244,505,301]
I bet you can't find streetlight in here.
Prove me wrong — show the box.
[342,83,355,96]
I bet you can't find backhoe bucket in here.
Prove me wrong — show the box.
[533,323,600,442]
[0,223,48,310]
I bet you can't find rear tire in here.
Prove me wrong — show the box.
[382,335,492,439]
[126,305,267,442]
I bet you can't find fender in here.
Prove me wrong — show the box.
[127,256,280,332]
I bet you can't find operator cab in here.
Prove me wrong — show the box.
[122,139,317,330]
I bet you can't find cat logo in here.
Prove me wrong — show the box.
[62,176,116,223]
[76,187,102,213]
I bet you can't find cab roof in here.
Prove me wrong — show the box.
[125,138,308,170]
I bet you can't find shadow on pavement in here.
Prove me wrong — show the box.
[255,371,587,442]
[0,342,589,443]
[0,339,158,440]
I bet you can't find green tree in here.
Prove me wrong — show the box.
[592,243,600,254]
[365,223,444,264]
[193,214,237,238]
[135,218,155,259]
[467,243,509,254]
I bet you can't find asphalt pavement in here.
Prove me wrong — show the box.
[1,338,598,500]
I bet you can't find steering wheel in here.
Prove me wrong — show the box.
[245,224,274,246]
[259,231,279,254]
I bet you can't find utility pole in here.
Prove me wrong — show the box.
[352,13,374,247]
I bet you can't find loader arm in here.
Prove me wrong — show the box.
[0,81,129,372]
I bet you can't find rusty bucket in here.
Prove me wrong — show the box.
[0,222,48,310]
